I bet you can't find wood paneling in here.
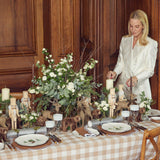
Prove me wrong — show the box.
[0,0,44,91]
[0,0,36,56]
[48,0,80,69]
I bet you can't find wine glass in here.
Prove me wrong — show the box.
[130,105,139,122]
[121,110,130,124]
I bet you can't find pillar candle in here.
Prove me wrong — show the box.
[106,79,113,90]
[2,88,10,101]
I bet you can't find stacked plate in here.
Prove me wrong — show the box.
[101,123,131,133]
[15,134,49,147]
[148,109,160,123]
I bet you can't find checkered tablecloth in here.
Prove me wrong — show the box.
[0,121,160,160]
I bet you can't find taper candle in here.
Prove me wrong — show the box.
[2,88,10,101]
[106,79,113,90]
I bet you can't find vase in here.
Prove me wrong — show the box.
[141,113,149,121]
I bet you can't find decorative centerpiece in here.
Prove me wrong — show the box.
[139,91,154,120]
[28,48,101,118]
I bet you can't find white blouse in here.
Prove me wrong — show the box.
[114,36,158,102]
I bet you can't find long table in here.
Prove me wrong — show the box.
[0,121,159,160]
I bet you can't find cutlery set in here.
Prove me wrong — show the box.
[49,134,62,143]
[129,122,147,131]
[4,141,16,151]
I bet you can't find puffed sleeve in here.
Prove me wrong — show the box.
[113,37,124,76]
[136,40,158,83]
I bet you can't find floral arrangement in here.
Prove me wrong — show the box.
[139,91,154,113]
[28,48,101,116]
[20,112,39,127]
[93,88,110,118]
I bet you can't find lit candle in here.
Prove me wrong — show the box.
[106,79,113,90]
[2,88,10,101]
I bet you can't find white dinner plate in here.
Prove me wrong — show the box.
[148,109,160,116]
[15,134,49,147]
[151,117,160,121]
[102,123,131,133]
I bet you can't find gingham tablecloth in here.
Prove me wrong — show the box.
[0,121,160,160]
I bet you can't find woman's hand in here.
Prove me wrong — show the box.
[107,71,117,79]
[126,76,138,87]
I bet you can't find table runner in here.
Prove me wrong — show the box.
[0,121,160,160]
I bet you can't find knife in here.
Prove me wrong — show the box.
[10,143,17,151]
[5,142,13,150]
[50,134,62,143]
[131,122,147,130]
[49,135,57,144]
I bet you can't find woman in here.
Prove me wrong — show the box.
[107,9,158,102]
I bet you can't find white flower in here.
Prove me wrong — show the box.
[49,55,52,58]
[68,54,73,62]
[62,85,65,89]
[101,101,107,106]
[67,82,75,92]
[50,72,56,77]
[44,69,50,75]
[51,59,54,62]
[29,116,34,120]
[0,110,2,114]
[97,106,100,110]
[35,91,40,94]
[42,48,47,52]
[31,112,37,116]
[42,76,47,81]
[146,105,151,110]
[94,102,99,106]
[58,72,63,76]
[36,61,40,65]
[80,75,85,81]
[139,102,145,108]
[46,56,48,60]
[66,64,70,69]
[28,89,36,94]
[78,93,82,97]
[36,86,40,90]
[60,58,67,63]
[103,106,108,111]
[20,114,25,119]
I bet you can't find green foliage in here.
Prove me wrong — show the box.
[28,48,102,115]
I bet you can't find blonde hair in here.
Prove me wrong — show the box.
[128,9,149,45]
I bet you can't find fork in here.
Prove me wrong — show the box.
[92,125,105,135]
[4,141,13,150]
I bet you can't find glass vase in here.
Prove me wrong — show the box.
[141,112,149,121]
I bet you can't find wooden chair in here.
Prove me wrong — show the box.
[140,127,160,160]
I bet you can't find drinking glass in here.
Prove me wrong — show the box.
[130,105,139,122]
[121,110,130,124]
[53,114,63,132]
[45,120,55,135]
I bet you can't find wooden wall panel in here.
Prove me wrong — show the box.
[0,74,32,92]
[0,0,44,91]
[49,0,80,68]
[0,0,36,56]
